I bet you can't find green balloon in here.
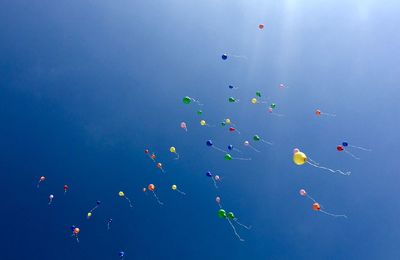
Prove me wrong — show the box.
[228,212,235,219]
[221,122,226,126]
[253,135,260,141]
[183,96,191,104]
[197,110,202,115]
[218,209,227,218]
[270,103,276,109]
[224,154,232,160]
[256,91,261,97]
[228,97,236,103]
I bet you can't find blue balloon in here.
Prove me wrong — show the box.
[119,251,125,258]
[228,145,233,150]
[206,140,213,146]
[108,218,113,223]
[228,85,234,89]
[96,200,101,205]
[342,142,348,147]
[222,54,228,60]
[70,225,76,231]
[206,171,212,177]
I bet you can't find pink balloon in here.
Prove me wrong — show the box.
[268,107,273,113]
[216,196,221,204]
[244,141,250,146]
[180,122,187,129]
[293,148,300,154]
[214,175,220,181]
[299,189,307,196]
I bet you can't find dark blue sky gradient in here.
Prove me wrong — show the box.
[1,1,400,259]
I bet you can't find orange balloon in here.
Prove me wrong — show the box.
[148,184,155,191]
[312,203,321,211]
[40,176,45,181]
[315,109,321,116]
[73,227,80,234]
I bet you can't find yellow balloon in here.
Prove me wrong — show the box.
[293,152,307,165]
[118,191,125,197]
[87,212,92,218]
[170,146,176,153]
[251,98,257,104]
[225,118,231,124]
[172,184,177,190]
[200,120,206,126]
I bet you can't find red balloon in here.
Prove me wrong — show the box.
[229,127,235,132]
[337,145,344,151]
[64,185,69,191]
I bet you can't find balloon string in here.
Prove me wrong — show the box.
[320,210,347,218]
[48,200,53,205]
[345,150,360,160]
[270,113,285,117]
[107,223,111,230]
[249,146,260,153]
[176,189,186,195]
[125,197,133,208]
[212,146,228,153]
[261,139,273,145]
[174,153,180,160]
[306,161,351,176]
[227,218,245,241]
[89,205,99,213]
[212,179,218,189]
[152,191,164,205]
[190,98,203,106]
[233,157,252,161]
[234,219,252,230]
[306,195,317,203]
[233,148,243,154]
[230,54,248,60]
[349,145,371,152]
[307,157,319,165]
[321,112,336,117]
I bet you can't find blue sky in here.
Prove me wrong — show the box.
[1,1,400,259]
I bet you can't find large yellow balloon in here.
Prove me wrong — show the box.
[200,120,206,126]
[293,152,307,165]
[225,118,231,124]
[171,184,177,190]
[118,191,125,197]
[251,98,257,104]
[170,146,176,153]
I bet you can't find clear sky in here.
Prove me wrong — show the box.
[1,1,400,259]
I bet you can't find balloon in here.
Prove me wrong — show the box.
[87,212,92,218]
[170,147,176,153]
[144,149,149,154]
[119,191,133,207]
[253,135,260,141]
[293,148,300,154]
[216,196,221,204]
[228,97,237,103]
[171,184,186,195]
[48,194,54,205]
[221,121,226,126]
[342,142,348,147]
[70,225,76,231]
[197,110,202,115]
[206,140,227,153]
[244,141,249,146]
[256,91,261,97]
[206,140,213,146]
[148,184,163,205]
[312,203,321,211]
[258,24,264,29]
[229,85,233,89]
[180,122,187,131]
[315,109,336,117]
[171,185,177,190]
[270,103,276,109]
[244,140,260,152]
[315,109,321,116]
[200,120,206,126]
[119,251,125,258]
[214,175,220,181]
[148,184,155,191]
[222,54,228,60]
[206,171,212,177]
[156,162,165,173]
[224,154,232,160]
[293,151,307,165]
[299,189,307,196]
[337,145,344,151]
[229,127,235,132]
[251,98,257,104]
[64,185,69,194]
[37,176,46,188]
[228,212,235,220]
[293,150,350,175]
[218,209,227,218]
[228,144,233,150]
[143,188,146,192]
[73,227,80,235]
[182,96,191,104]
[225,118,231,124]
[72,227,80,243]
